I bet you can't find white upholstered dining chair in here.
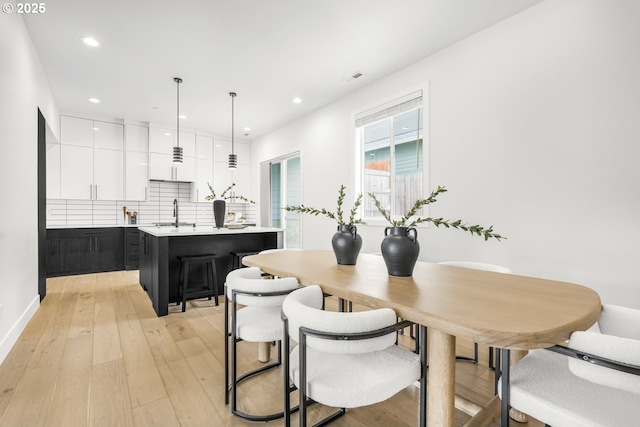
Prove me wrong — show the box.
[224,266,300,421]
[281,285,423,427]
[502,304,640,427]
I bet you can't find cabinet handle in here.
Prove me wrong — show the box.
[145,186,147,200]
[90,184,93,200]
[95,185,98,200]
[94,237,98,253]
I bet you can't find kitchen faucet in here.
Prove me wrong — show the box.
[173,198,179,227]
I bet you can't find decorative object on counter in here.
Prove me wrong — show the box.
[205,182,255,228]
[368,186,505,277]
[228,92,238,169]
[122,206,138,224]
[172,77,183,164]
[284,185,365,265]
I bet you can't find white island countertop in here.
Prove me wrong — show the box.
[137,225,284,238]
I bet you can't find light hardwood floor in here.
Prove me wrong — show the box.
[0,271,542,427]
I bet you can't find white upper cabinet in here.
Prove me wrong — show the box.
[149,125,196,182]
[46,142,61,199]
[93,121,124,150]
[60,116,93,147]
[194,134,214,202]
[124,124,149,201]
[59,115,124,200]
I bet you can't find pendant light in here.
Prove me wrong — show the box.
[172,77,183,164]
[228,91,238,169]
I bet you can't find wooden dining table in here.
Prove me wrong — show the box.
[243,250,602,427]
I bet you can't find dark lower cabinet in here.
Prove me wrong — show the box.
[125,228,140,270]
[46,228,126,277]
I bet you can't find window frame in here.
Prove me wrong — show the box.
[354,83,429,227]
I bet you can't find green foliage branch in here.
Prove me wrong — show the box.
[368,186,505,241]
[284,185,365,225]
[204,182,255,204]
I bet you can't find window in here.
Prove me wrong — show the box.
[356,90,425,221]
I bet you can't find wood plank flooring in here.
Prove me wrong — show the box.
[0,271,542,427]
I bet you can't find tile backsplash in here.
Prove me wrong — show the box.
[47,181,256,227]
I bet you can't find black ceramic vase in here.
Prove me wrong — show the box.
[381,226,420,276]
[331,224,362,265]
[213,199,226,228]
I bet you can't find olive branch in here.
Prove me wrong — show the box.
[285,185,365,225]
[204,182,255,204]
[368,186,505,241]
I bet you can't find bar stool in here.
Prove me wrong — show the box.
[177,254,220,312]
[229,250,259,269]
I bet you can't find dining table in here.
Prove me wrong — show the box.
[243,250,602,427]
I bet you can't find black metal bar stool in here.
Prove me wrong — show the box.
[229,250,258,269]
[177,253,220,312]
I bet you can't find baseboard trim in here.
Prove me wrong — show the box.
[0,295,40,364]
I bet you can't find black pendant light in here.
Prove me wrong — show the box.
[172,77,183,164]
[228,92,238,169]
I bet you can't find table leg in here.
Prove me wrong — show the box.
[428,328,456,427]
[508,349,528,423]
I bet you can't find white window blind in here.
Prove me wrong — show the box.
[355,90,422,128]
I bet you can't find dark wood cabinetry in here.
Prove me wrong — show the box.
[46,227,126,277]
[125,227,140,270]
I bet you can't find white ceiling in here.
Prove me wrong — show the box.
[24,0,543,140]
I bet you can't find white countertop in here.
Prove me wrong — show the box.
[137,225,284,237]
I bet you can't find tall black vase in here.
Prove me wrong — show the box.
[331,224,362,265]
[213,199,226,228]
[381,226,420,276]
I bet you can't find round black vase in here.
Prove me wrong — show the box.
[380,226,420,276]
[213,199,226,229]
[331,224,362,265]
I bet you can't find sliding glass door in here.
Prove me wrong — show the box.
[262,153,301,248]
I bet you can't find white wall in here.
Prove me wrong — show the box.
[251,0,640,308]
[0,14,59,363]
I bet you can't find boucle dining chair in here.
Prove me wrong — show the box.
[281,285,423,427]
[224,266,300,421]
[501,304,640,427]
[438,261,513,368]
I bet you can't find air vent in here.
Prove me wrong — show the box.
[342,71,364,83]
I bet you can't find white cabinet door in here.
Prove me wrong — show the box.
[149,152,173,180]
[195,158,213,201]
[61,116,93,147]
[125,150,148,201]
[125,124,148,200]
[46,142,61,199]
[125,124,148,153]
[177,155,196,182]
[236,142,251,165]
[93,121,124,150]
[196,135,213,160]
[231,164,252,201]
[94,148,124,200]
[149,127,175,154]
[213,161,234,196]
[213,138,231,162]
[60,145,94,199]
[179,131,196,158]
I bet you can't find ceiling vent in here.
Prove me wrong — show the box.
[343,71,364,83]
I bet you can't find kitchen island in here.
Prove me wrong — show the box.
[138,225,283,316]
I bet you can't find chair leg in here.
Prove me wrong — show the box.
[224,286,230,405]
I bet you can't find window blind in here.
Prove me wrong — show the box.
[354,90,422,128]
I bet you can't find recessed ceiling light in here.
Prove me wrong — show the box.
[88,97,100,103]
[243,127,251,132]
[81,37,100,47]
[292,97,302,104]
[164,132,171,136]
[92,127,100,131]
[178,115,187,119]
